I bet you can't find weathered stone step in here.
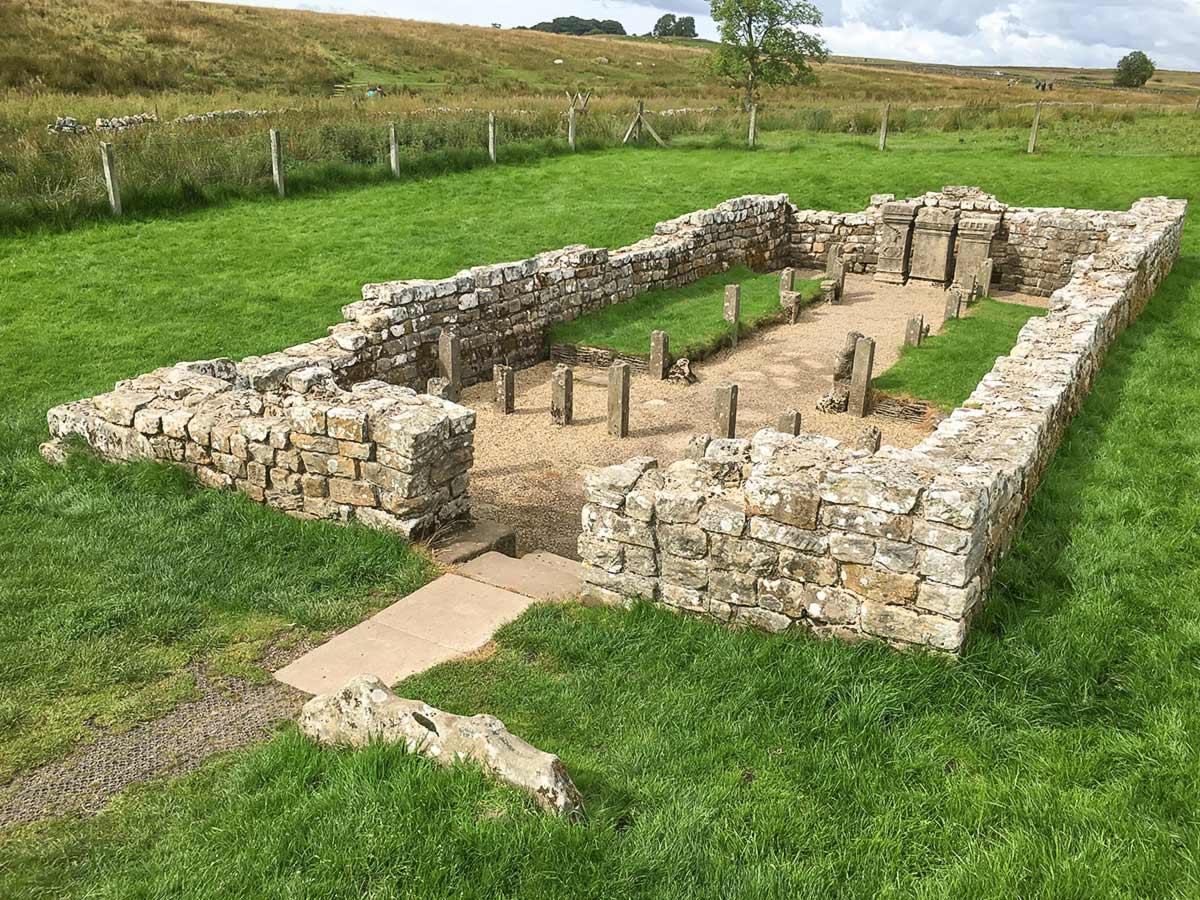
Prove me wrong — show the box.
[456,552,582,601]
[274,573,535,695]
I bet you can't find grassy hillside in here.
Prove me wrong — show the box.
[4,0,1197,104]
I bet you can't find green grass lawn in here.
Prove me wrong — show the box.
[1,132,1199,896]
[549,266,822,359]
[873,299,1048,411]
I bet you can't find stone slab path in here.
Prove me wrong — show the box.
[274,554,582,696]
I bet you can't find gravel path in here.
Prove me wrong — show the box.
[0,651,309,828]
[465,274,1037,558]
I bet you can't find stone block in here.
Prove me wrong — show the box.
[551,366,573,425]
[909,206,957,284]
[841,563,919,603]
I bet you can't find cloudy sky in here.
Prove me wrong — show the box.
[234,0,1198,70]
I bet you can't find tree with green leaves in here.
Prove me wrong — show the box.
[653,14,678,37]
[1114,50,1156,88]
[709,0,829,110]
[675,16,698,37]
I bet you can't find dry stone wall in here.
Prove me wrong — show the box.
[578,194,1186,653]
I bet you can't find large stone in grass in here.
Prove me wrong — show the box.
[299,674,584,820]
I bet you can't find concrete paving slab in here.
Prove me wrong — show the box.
[273,619,458,696]
[372,573,534,653]
[458,552,582,600]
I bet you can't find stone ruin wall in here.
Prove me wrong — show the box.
[42,194,793,540]
[578,194,1186,653]
[338,195,793,391]
[44,186,1181,569]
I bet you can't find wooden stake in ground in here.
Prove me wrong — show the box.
[388,123,400,177]
[748,104,758,148]
[607,362,631,438]
[878,103,890,152]
[567,104,576,152]
[99,142,121,216]
[269,128,285,198]
[488,112,497,163]
[621,100,667,147]
[1027,101,1042,154]
[724,284,741,349]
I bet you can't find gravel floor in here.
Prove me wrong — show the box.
[465,273,1040,558]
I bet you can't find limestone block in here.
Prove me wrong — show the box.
[300,675,583,819]
[709,534,779,574]
[840,563,919,603]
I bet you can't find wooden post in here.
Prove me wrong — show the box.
[269,128,285,198]
[607,362,631,438]
[438,331,461,399]
[493,365,514,414]
[748,103,758,148]
[723,284,741,349]
[848,337,875,418]
[388,123,400,177]
[635,99,643,143]
[488,112,497,163]
[551,365,573,425]
[714,383,738,438]
[568,104,577,152]
[1027,101,1042,154]
[650,331,670,380]
[99,142,121,216]
[777,409,802,435]
[878,103,890,152]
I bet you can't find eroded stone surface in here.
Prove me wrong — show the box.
[299,675,583,819]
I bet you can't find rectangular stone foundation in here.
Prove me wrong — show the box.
[578,195,1187,653]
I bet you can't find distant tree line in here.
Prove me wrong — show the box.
[524,17,627,36]
[652,14,698,38]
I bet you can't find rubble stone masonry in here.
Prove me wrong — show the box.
[579,193,1186,653]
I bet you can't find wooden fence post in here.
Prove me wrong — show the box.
[99,142,121,216]
[269,128,285,197]
[878,103,890,151]
[635,99,644,142]
[568,104,577,152]
[388,123,400,177]
[748,103,758,148]
[1027,101,1042,154]
[488,112,497,163]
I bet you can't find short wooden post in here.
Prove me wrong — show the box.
[1027,101,1042,154]
[269,128,285,198]
[551,365,573,425]
[777,409,802,435]
[388,123,400,177]
[905,315,924,347]
[714,383,738,438]
[607,361,631,438]
[724,284,741,349]
[848,337,875,418]
[878,103,890,152]
[99,142,121,216]
[493,364,514,414]
[635,99,644,142]
[488,112,497,163]
[650,330,670,380]
[568,104,577,152]
[438,331,461,399]
[748,103,758,148]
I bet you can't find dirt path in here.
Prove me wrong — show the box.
[0,658,307,829]
[464,274,1037,558]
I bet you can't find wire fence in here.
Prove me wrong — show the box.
[3,100,1196,234]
